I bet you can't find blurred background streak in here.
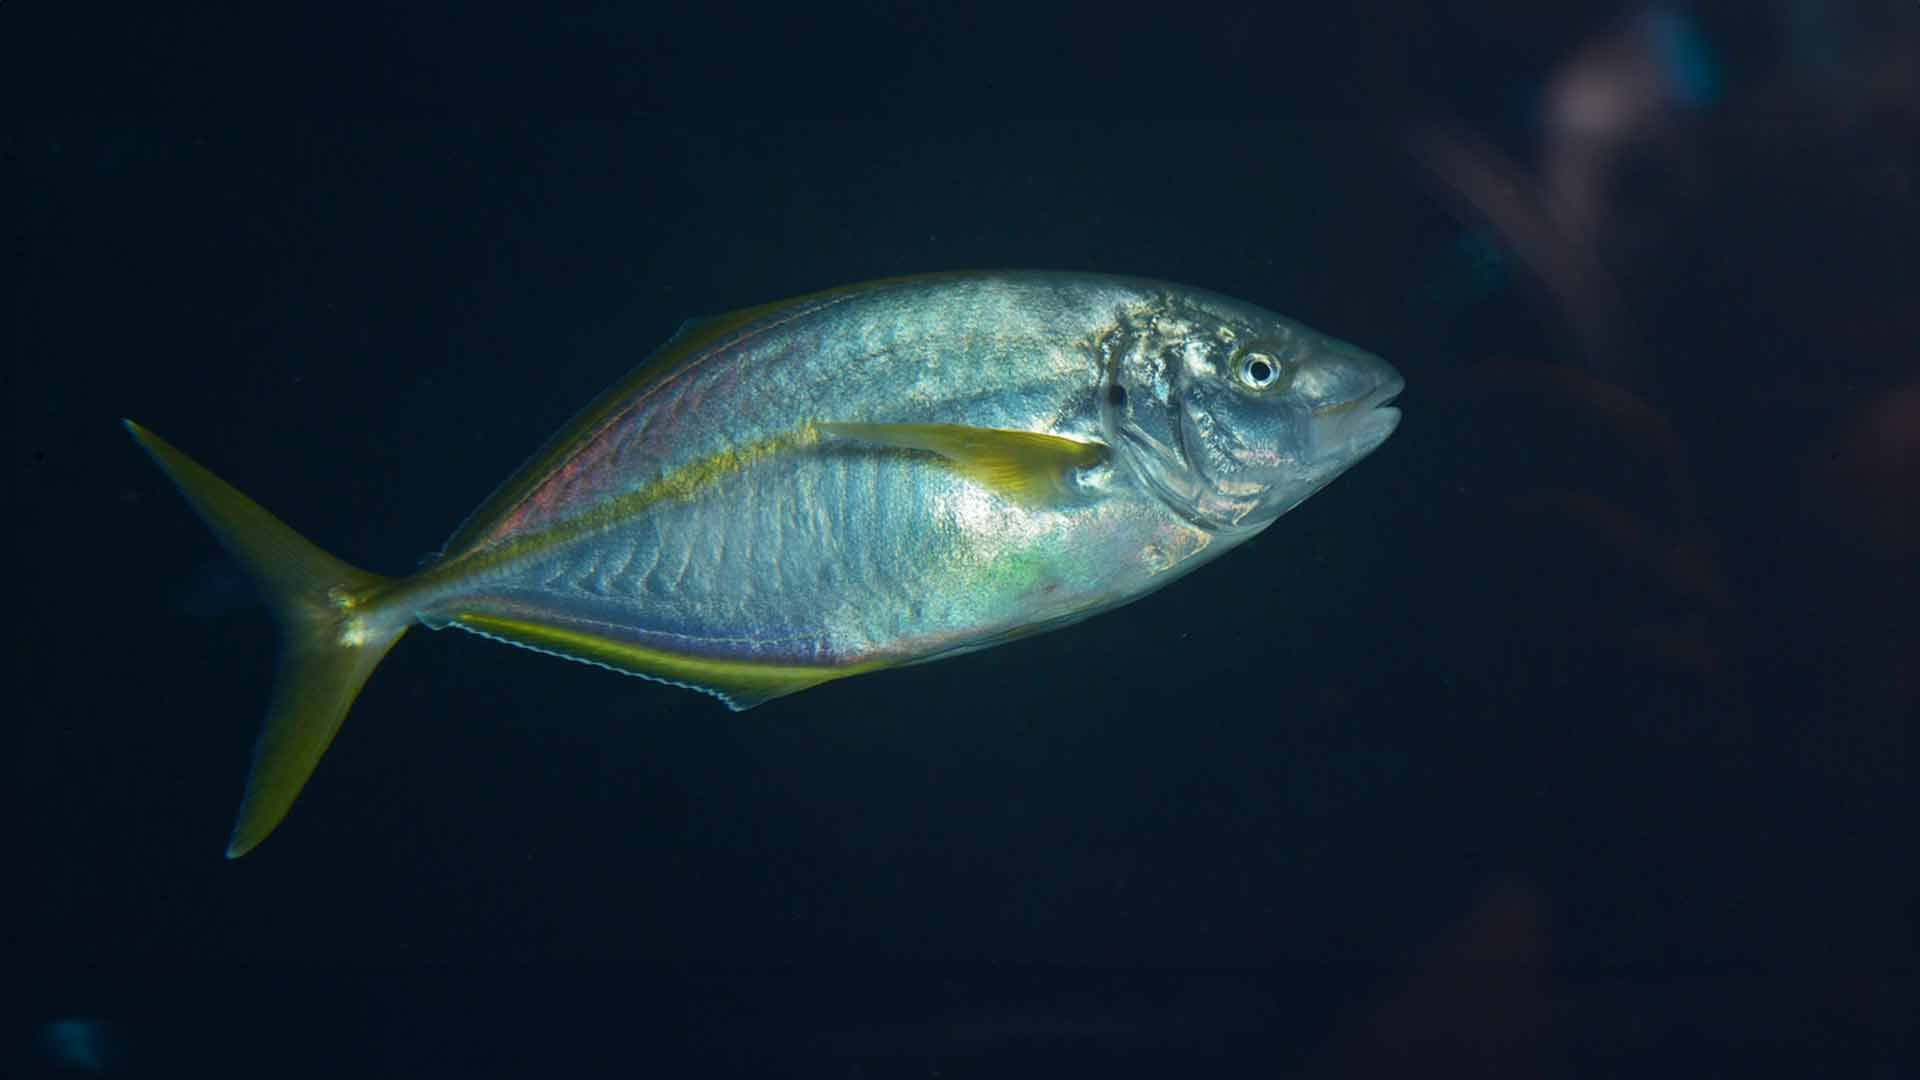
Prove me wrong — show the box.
[11,0,1915,1075]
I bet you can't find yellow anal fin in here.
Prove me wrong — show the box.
[450,613,881,711]
[818,422,1106,505]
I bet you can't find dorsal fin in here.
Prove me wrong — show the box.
[437,304,793,560]
[437,276,979,561]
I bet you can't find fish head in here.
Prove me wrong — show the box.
[1101,292,1402,531]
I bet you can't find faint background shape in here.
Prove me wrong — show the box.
[33,1018,127,1075]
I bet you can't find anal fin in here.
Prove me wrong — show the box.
[449,613,879,711]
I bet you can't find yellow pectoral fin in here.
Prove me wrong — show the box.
[449,613,881,711]
[818,422,1107,505]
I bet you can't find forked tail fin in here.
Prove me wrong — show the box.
[124,420,408,857]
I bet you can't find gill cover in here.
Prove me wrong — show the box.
[1098,293,1401,531]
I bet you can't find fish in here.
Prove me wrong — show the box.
[126,271,1403,855]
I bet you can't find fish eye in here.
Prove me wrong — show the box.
[1236,349,1287,392]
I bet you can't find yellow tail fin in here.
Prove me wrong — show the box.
[124,420,407,857]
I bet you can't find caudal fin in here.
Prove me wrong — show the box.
[124,420,408,857]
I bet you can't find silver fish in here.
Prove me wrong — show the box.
[128,271,1403,854]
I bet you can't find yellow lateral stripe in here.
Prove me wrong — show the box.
[452,612,886,708]
[419,424,822,593]
[421,416,1111,601]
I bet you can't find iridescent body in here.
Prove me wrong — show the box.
[127,272,1402,854]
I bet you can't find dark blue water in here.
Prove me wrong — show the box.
[15,2,1915,1075]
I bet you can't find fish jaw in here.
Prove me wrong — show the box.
[1309,367,1404,465]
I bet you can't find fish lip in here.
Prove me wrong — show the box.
[1368,373,1405,412]
[1310,373,1404,456]
[1309,372,1405,419]
[1358,373,1404,436]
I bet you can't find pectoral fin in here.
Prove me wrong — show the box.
[818,422,1107,505]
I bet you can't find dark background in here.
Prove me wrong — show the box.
[12,1,1915,1075]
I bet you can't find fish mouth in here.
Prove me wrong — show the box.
[1366,373,1405,433]
[1312,373,1405,456]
